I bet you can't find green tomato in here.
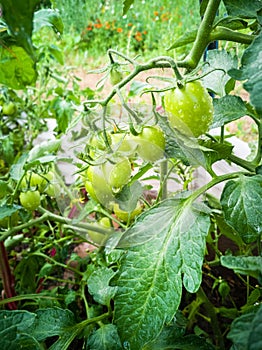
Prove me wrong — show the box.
[86,165,114,207]
[102,157,132,189]
[110,66,123,85]
[164,80,213,137]
[113,202,143,222]
[111,133,137,155]
[133,126,165,162]
[2,102,16,115]
[19,190,41,211]
[88,217,111,244]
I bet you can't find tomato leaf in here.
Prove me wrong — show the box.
[221,255,262,279]
[201,49,238,96]
[227,304,262,350]
[87,267,117,306]
[0,46,37,89]
[0,310,40,350]
[211,95,249,129]
[1,0,40,58]
[0,204,20,220]
[86,324,123,350]
[113,198,211,349]
[229,31,262,115]
[220,175,262,243]
[223,0,262,19]
[33,9,64,34]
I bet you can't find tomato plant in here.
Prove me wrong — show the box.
[1,1,262,350]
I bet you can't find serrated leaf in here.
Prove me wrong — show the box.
[223,0,262,19]
[0,46,37,89]
[201,50,238,96]
[227,304,262,350]
[87,267,117,306]
[211,95,249,129]
[0,204,20,220]
[0,310,41,350]
[86,324,123,350]
[221,256,262,279]
[123,0,134,15]
[33,9,64,34]
[229,32,262,115]
[220,175,262,243]
[115,181,143,212]
[114,198,211,349]
[199,139,233,167]
[29,307,76,341]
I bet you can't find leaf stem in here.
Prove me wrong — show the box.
[197,287,225,349]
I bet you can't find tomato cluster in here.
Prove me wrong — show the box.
[19,170,56,211]
[82,125,166,223]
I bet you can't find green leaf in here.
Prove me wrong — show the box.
[113,198,211,349]
[227,304,262,350]
[87,267,117,306]
[214,16,248,31]
[201,50,238,96]
[221,256,262,279]
[27,139,61,163]
[123,0,135,15]
[86,324,123,350]
[229,32,262,115]
[143,312,187,349]
[0,310,41,350]
[128,80,152,97]
[223,0,262,19]
[30,307,76,341]
[167,29,197,50]
[220,175,262,243]
[115,181,143,212]
[33,9,64,34]
[199,139,233,167]
[1,0,41,57]
[211,95,249,129]
[0,46,37,89]
[0,204,19,220]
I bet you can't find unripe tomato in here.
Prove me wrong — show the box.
[2,102,16,115]
[111,133,137,155]
[86,165,114,207]
[110,66,123,85]
[133,126,165,162]
[19,190,41,211]
[88,217,111,244]
[164,80,213,137]
[113,202,143,222]
[102,157,132,189]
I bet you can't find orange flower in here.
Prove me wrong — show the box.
[127,23,133,27]
[117,27,123,33]
[154,11,159,16]
[94,23,102,28]
[105,21,111,29]
[87,25,93,31]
